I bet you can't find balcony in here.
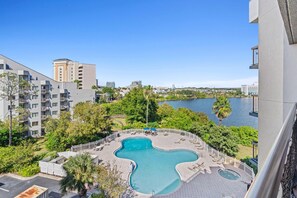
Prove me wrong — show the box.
[19,98,29,104]
[250,46,259,69]
[245,103,297,197]
[60,97,67,102]
[60,105,68,111]
[41,115,50,120]
[41,98,50,103]
[41,106,50,111]
[249,95,258,117]
[19,115,29,123]
[249,0,259,23]
[40,89,50,94]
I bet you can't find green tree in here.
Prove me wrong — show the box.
[143,86,153,127]
[0,118,26,146]
[0,72,31,146]
[212,96,232,125]
[60,154,95,197]
[157,103,175,120]
[121,88,158,124]
[74,79,80,89]
[96,164,128,198]
[208,126,239,156]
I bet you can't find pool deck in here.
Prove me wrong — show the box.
[82,132,252,198]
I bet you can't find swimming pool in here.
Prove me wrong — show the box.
[218,169,241,180]
[115,137,198,195]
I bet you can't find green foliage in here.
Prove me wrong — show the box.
[45,103,112,151]
[157,103,175,120]
[121,88,158,124]
[0,144,36,174]
[90,194,105,198]
[60,154,95,197]
[230,126,258,146]
[160,108,209,131]
[17,163,40,177]
[208,126,239,157]
[102,102,124,115]
[212,96,232,125]
[96,164,128,198]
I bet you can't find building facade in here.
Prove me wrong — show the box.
[0,55,96,136]
[249,0,297,169]
[53,59,96,90]
[130,81,142,89]
[106,81,115,88]
[241,83,258,96]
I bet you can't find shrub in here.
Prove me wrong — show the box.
[17,163,40,177]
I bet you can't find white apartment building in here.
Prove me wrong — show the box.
[246,0,297,197]
[53,59,96,90]
[0,55,96,136]
[241,83,258,96]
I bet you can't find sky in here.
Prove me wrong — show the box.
[0,0,258,88]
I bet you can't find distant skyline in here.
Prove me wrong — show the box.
[0,0,258,88]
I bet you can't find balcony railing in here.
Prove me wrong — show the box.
[245,103,297,198]
[250,46,259,69]
[41,98,50,103]
[249,95,258,117]
[41,106,50,111]
[60,105,68,110]
[19,98,29,104]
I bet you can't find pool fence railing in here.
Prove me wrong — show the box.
[70,128,255,179]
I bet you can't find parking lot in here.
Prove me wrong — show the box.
[0,175,77,198]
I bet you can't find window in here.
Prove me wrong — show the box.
[52,94,58,98]
[32,103,38,108]
[32,86,38,90]
[31,130,38,135]
[0,64,4,69]
[52,111,58,115]
[52,102,58,107]
[32,95,38,99]
[32,121,39,126]
[32,112,38,117]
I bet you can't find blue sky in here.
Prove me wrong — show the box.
[0,0,258,88]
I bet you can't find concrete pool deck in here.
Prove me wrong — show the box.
[81,132,252,197]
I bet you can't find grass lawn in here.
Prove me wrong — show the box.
[236,144,253,160]
[112,117,127,131]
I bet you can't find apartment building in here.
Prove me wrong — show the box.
[246,0,297,197]
[241,84,258,96]
[53,58,96,89]
[0,55,96,136]
[106,81,115,88]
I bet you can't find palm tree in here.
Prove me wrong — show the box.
[60,154,95,197]
[212,96,232,125]
[143,86,153,127]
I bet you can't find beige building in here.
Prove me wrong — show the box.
[53,58,96,89]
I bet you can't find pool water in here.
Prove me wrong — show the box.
[218,169,241,180]
[115,138,198,195]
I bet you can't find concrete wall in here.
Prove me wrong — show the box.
[256,0,297,169]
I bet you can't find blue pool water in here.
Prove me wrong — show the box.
[115,138,198,195]
[218,169,241,180]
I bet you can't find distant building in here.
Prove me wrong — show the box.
[53,59,96,89]
[130,81,142,89]
[241,83,258,95]
[0,55,95,136]
[106,81,115,88]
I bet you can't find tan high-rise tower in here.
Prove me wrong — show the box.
[53,58,96,89]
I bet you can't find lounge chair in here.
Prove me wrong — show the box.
[164,132,168,136]
[213,156,223,162]
[209,153,216,158]
[131,131,136,135]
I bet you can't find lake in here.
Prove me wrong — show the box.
[159,98,258,129]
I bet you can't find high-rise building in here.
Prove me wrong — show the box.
[241,83,258,96]
[246,0,297,196]
[0,55,96,136]
[130,81,142,89]
[106,81,115,88]
[53,59,96,89]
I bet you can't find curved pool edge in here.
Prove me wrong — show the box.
[114,136,200,196]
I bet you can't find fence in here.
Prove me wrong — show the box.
[71,128,255,179]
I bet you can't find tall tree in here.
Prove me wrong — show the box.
[60,154,95,197]
[143,85,153,127]
[121,87,158,124]
[0,72,30,146]
[212,96,232,125]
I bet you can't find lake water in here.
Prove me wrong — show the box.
[159,98,258,129]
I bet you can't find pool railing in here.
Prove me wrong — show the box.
[70,128,255,180]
